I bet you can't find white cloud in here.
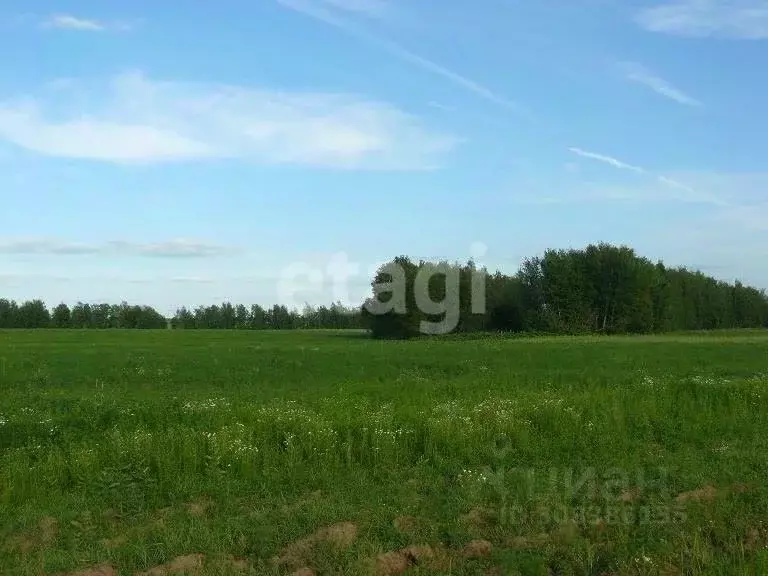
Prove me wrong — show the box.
[111,239,238,258]
[43,14,106,31]
[657,174,704,197]
[0,71,456,169]
[514,169,758,208]
[635,0,768,39]
[588,177,726,205]
[0,237,236,258]
[41,14,133,32]
[568,147,646,173]
[276,0,531,118]
[0,108,212,161]
[620,62,702,107]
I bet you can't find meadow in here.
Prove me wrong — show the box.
[1,329,767,575]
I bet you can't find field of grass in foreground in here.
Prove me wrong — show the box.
[1,329,768,575]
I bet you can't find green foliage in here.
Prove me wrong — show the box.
[173,301,363,330]
[15,300,51,328]
[362,255,422,339]
[0,300,168,329]
[0,298,19,328]
[51,303,72,328]
[363,243,768,338]
[1,243,766,335]
[2,330,768,574]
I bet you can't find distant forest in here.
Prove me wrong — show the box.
[1,243,767,337]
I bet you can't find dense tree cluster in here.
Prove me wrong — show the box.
[2,244,767,335]
[362,243,768,338]
[0,300,168,329]
[0,299,363,330]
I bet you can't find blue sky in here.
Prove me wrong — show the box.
[1,0,767,315]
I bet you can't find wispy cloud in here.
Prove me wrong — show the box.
[40,14,131,32]
[657,175,694,192]
[568,147,646,173]
[427,101,456,112]
[43,14,105,31]
[566,149,728,205]
[0,238,237,258]
[657,175,728,205]
[320,0,392,19]
[620,62,702,107]
[112,240,237,258]
[0,71,456,169]
[276,0,531,118]
[635,0,768,39]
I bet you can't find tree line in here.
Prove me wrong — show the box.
[1,243,767,335]
[170,302,363,330]
[0,300,169,329]
[362,243,768,338]
[0,299,364,330]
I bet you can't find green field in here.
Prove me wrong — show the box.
[1,329,768,575]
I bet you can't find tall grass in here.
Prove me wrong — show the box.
[1,329,767,574]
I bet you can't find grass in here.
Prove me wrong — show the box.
[1,328,768,575]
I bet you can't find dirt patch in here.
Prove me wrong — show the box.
[504,521,579,550]
[101,536,127,549]
[675,485,718,503]
[229,556,249,571]
[207,555,249,572]
[313,521,358,549]
[459,508,495,530]
[291,568,316,576]
[59,565,116,576]
[463,539,492,558]
[136,553,205,576]
[402,545,438,562]
[506,533,549,549]
[745,525,767,551]
[374,551,410,575]
[619,487,641,503]
[371,544,451,575]
[39,516,58,543]
[8,516,59,553]
[730,482,754,494]
[185,500,211,516]
[273,521,358,569]
[392,516,418,534]
[593,519,607,532]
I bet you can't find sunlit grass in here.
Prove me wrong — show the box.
[1,329,768,574]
